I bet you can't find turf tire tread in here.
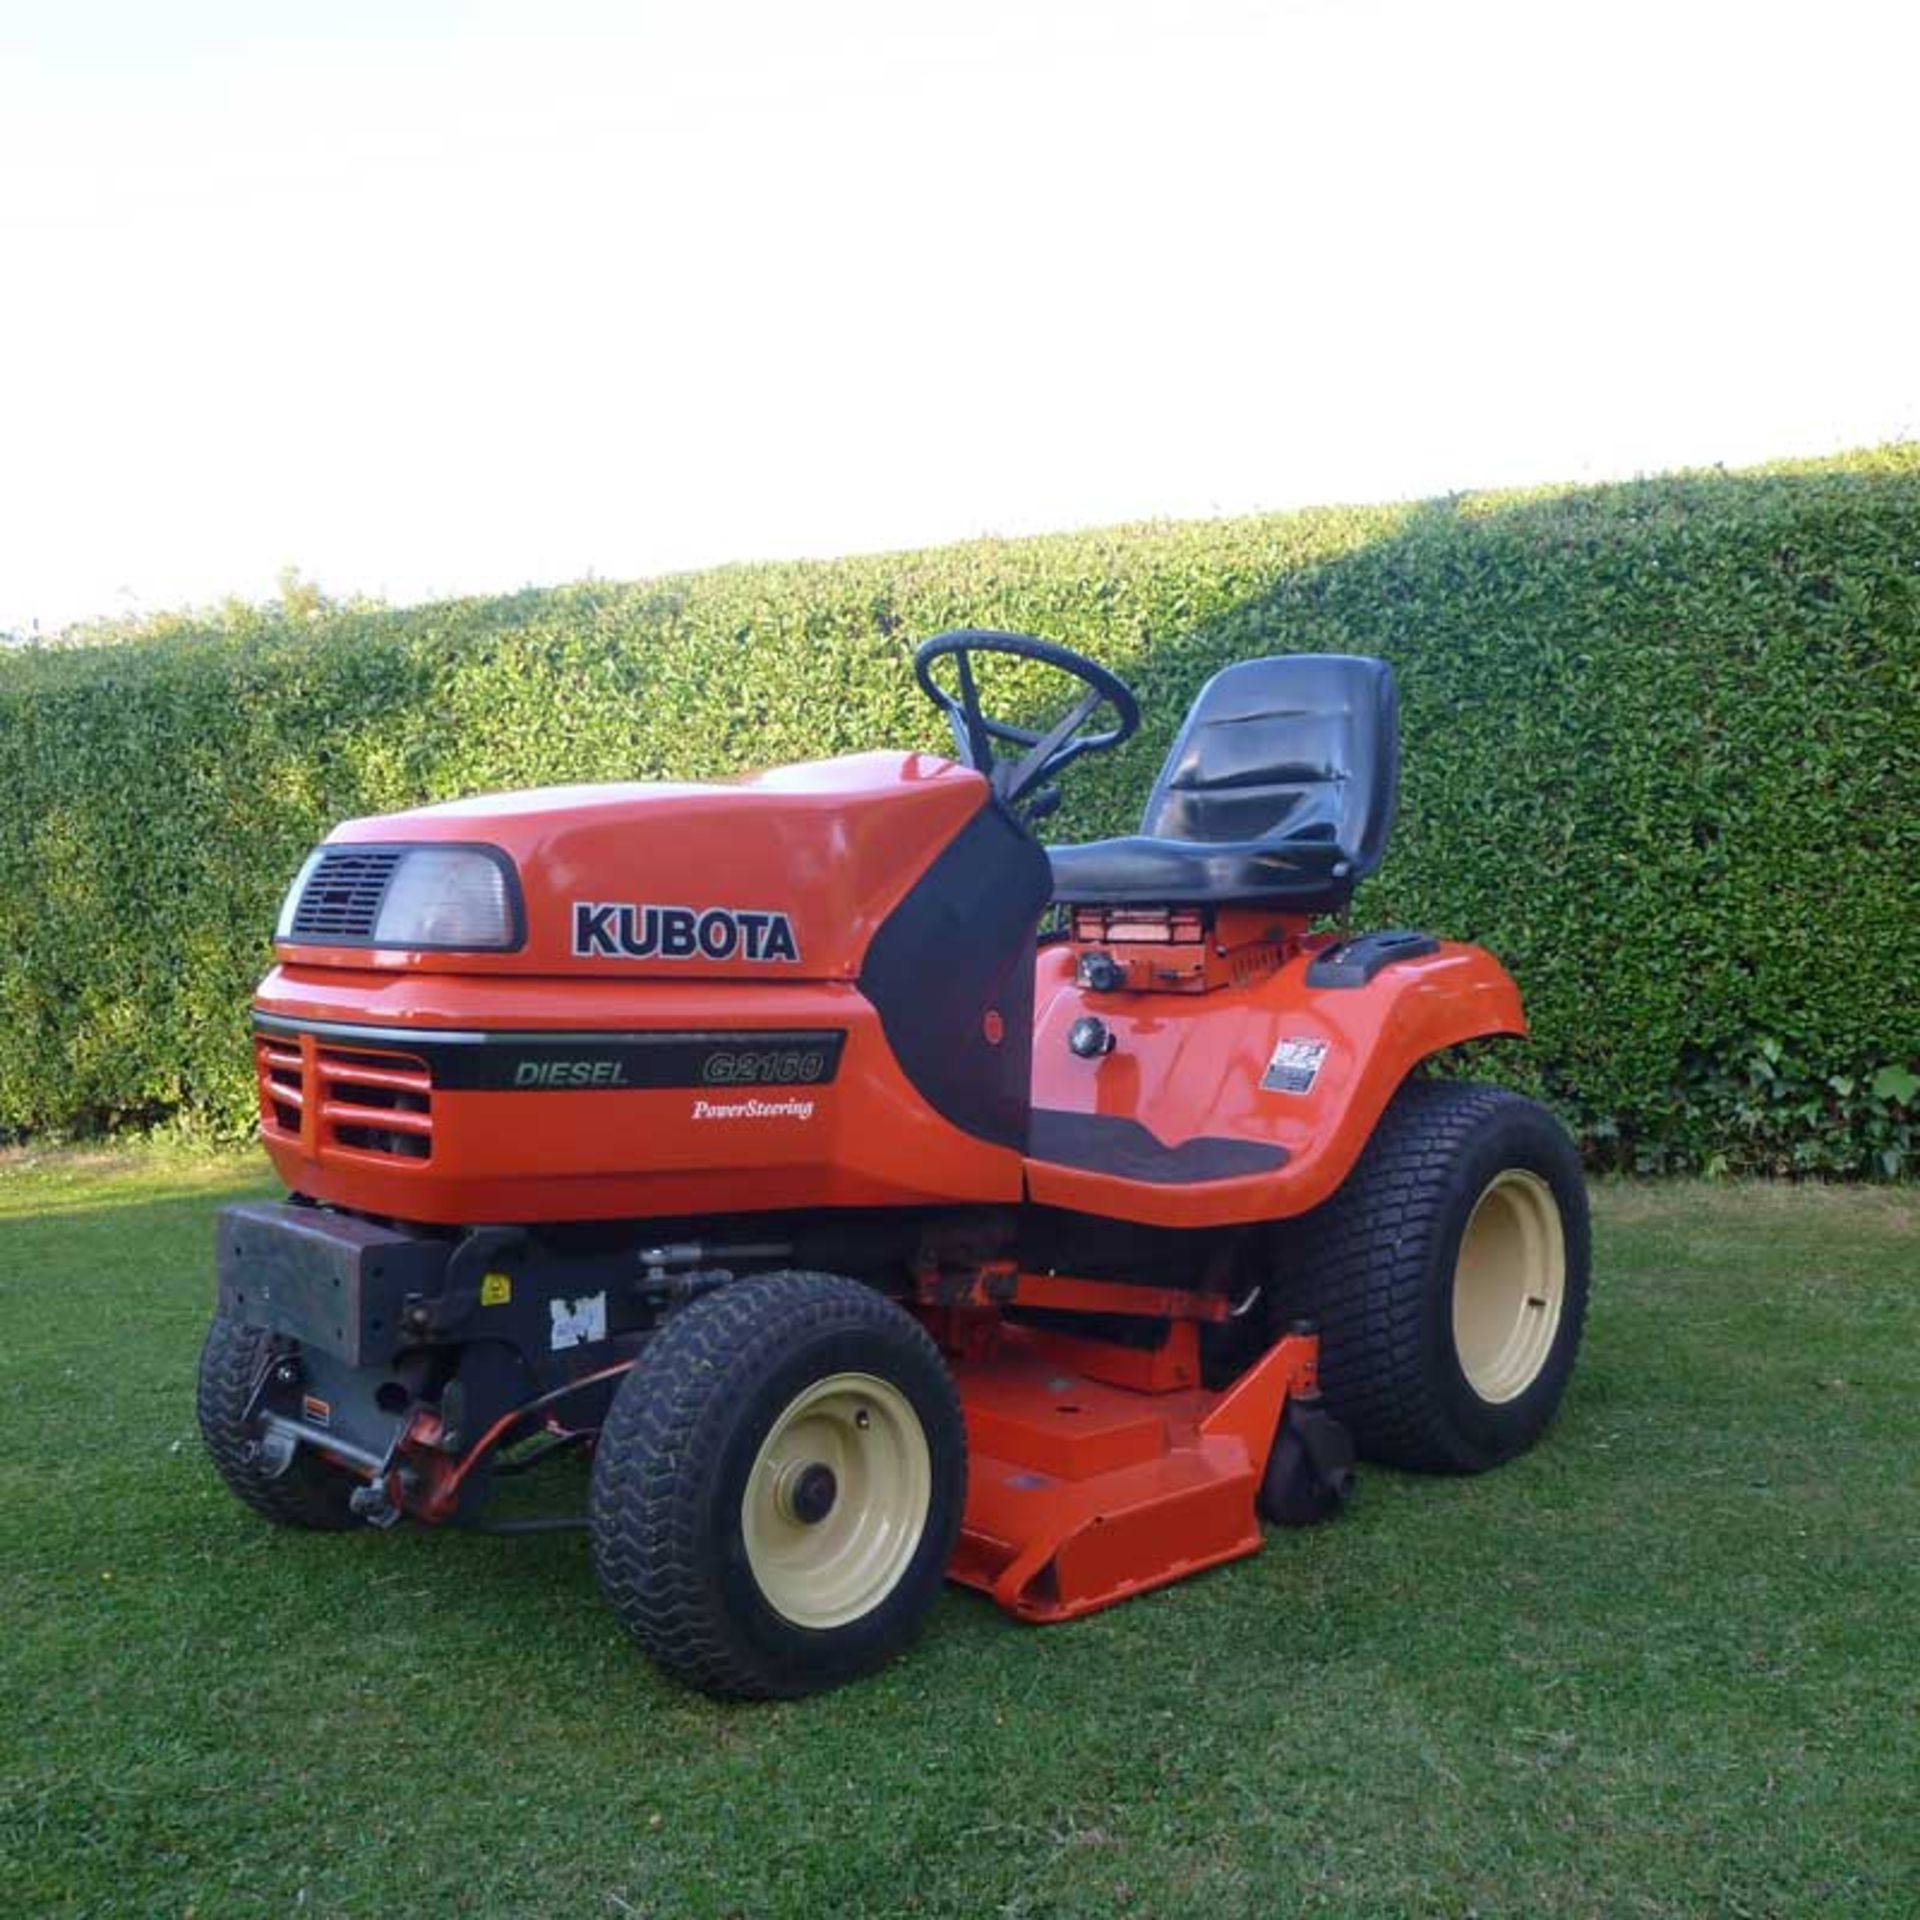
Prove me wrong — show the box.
[590,1271,961,1700]
[196,1314,360,1530]
[1272,1078,1587,1473]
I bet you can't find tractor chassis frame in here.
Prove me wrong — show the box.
[216,1198,1320,1617]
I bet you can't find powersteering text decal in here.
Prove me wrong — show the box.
[572,902,800,964]
[690,1097,817,1122]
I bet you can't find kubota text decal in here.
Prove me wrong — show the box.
[572,902,800,963]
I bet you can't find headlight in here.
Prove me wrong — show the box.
[275,844,522,950]
[374,847,518,948]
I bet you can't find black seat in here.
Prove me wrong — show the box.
[1046,654,1399,912]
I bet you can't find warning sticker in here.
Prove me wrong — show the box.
[549,1292,608,1351]
[479,1271,513,1307]
[1261,1037,1330,1096]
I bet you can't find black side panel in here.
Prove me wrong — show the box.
[1027,1111,1289,1185]
[858,801,1052,1150]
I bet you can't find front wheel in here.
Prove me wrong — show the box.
[1270,1079,1591,1473]
[196,1315,359,1529]
[589,1272,965,1699]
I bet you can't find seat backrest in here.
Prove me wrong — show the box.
[1141,654,1399,876]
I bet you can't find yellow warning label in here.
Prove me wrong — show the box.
[479,1272,513,1307]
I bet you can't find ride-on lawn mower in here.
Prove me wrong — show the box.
[203,632,1590,1697]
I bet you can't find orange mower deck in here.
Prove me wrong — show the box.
[945,1320,1318,1620]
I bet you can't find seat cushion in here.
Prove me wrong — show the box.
[1048,653,1398,911]
[1046,833,1353,909]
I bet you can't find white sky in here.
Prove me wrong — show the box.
[1,0,1914,635]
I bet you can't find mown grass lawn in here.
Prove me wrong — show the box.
[1,1150,1915,1919]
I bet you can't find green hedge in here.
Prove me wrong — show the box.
[3,446,1917,1174]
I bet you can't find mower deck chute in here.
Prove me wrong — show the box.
[202,628,1591,1698]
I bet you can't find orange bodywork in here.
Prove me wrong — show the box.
[256,752,1029,1221]
[253,746,1529,1620]
[1027,935,1525,1228]
[277,750,985,984]
[254,747,1521,1228]
[256,932,1522,1227]
[254,969,1026,1221]
[253,936,1521,1227]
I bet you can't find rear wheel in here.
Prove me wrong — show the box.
[196,1315,359,1529]
[1270,1078,1590,1473]
[590,1272,965,1699]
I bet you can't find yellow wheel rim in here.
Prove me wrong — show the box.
[1451,1169,1567,1405]
[741,1372,931,1630]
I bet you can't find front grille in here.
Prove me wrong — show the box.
[288,847,404,942]
[260,1040,304,1134]
[256,1035,434,1162]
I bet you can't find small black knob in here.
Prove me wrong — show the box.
[1078,951,1125,992]
[1068,1016,1115,1058]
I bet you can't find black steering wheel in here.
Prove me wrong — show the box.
[913,630,1140,810]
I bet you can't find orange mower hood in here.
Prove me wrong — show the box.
[282,750,990,981]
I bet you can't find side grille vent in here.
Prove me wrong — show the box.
[288,847,404,942]
[255,1037,434,1163]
